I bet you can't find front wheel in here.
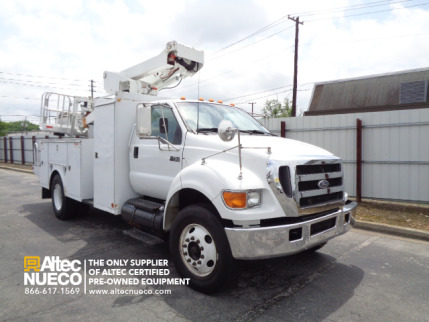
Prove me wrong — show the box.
[169,204,235,293]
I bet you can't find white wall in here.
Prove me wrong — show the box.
[261,109,429,203]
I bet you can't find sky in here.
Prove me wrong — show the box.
[1,0,429,124]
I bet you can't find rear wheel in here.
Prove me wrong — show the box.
[169,204,234,293]
[51,175,77,220]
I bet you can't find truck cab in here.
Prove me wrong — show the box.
[125,97,356,292]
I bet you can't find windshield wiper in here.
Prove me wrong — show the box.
[239,129,273,136]
[197,128,218,133]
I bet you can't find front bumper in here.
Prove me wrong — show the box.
[225,201,357,260]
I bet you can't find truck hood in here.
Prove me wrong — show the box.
[239,135,335,160]
[184,133,338,166]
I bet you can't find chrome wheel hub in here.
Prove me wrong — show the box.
[179,224,217,277]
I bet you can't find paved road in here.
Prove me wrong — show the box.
[1,169,429,321]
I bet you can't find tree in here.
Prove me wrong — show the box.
[0,120,39,136]
[0,120,7,136]
[262,98,292,118]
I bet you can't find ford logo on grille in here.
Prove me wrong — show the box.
[318,179,330,189]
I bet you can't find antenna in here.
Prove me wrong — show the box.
[197,70,201,132]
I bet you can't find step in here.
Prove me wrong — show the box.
[123,227,164,246]
[126,198,164,213]
[82,199,94,206]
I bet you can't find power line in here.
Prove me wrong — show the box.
[197,1,429,102]
[0,114,41,117]
[291,0,412,17]
[0,71,87,83]
[208,25,294,62]
[214,17,291,54]
[187,28,429,99]
[234,88,311,105]
[222,82,313,104]
[0,80,92,92]
[307,1,429,22]
[0,71,98,97]
[0,77,84,87]
[210,0,418,58]
[0,95,39,100]
[223,85,293,102]
[235,89,292,105]
[177,42,296,93]
[207,0,429,67]
[299,31,429,49]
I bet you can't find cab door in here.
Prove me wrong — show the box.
[130,103,183,200]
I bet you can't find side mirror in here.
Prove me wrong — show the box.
[136,103,152,137]
[218,120,236,142]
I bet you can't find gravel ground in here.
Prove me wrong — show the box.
[356,200,429,232]
[0,162,33,171]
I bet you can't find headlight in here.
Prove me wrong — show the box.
[222,190,262,209]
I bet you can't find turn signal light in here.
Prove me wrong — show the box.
[223,191,247,209]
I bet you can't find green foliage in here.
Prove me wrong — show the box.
[262,98,292,118]
[0,120,39,135]
[0,121,7,136]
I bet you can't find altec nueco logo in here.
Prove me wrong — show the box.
[24,256,82,286]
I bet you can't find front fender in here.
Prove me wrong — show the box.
[165,159,270,228]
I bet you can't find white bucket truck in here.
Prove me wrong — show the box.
[33,41,357,293]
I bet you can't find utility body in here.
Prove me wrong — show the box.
[33,41,357,292]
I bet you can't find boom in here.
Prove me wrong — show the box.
[103,40,204,95]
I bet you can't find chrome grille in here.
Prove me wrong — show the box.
[296,163,341,175]
[295,161,344,210]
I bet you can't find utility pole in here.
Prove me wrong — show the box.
[248,102,256,115]
[90,80,94,100]
[288,15,303,117]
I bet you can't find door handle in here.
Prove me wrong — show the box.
[133,147,139,158]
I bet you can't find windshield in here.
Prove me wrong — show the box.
[176,102,271,134]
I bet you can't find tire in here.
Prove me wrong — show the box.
[51,175,77,220]
[169,204,234,293]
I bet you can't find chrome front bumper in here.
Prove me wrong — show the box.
[225,201,358,260]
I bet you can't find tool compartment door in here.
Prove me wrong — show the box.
[65,139,94,201]
[93,103,115,213]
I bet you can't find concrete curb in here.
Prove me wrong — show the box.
[0,165,34,174]
[354,220,429,242]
